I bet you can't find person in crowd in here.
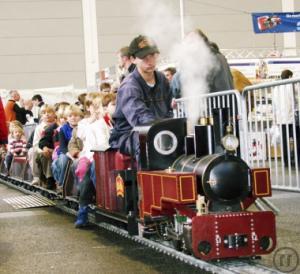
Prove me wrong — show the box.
[56,104,69,127]
[23,99,34,124]
[170,71,182,109]
[231,68,252,93]
[0,97,8,154]
[35,106,59,190]
[163,67,176,83]
[27,105,56,186]
[101,92,116,128]
[118,46,136,83]
[50,103,70,163]
[54,101,69,112]
[109,35,173,161]
[281,69,293,80]
[4,125,27,172]
[70,92,110,228]
[199,32,234,93]
[32,94,44,107]
[4,90,28,125]
[51,105,82,190]
[273,69,300,167]
[75,93,87,113]
[100,82,111,93]
[170,30,233,101]
[193,30,233,92]
[31,94,44,123]
[110,82,119,93]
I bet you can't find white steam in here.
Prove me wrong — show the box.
[136,0,181,57]
[135,1,218,128]
[171,33,218,126]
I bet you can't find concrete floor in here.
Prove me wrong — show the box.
[259,190,300,273]
[1,183,300,274]
[0,184,202,274]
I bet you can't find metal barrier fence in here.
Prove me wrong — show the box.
[175,81,300,192]
[174,90,246,156]
[242,78,300,191]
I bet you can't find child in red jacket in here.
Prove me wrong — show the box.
[0,98,8,157]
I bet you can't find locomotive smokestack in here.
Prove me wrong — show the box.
[212,108,229,153]
[194,118,214,158]
[185,135,195,155]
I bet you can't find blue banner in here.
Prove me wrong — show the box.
[252,12,300,33]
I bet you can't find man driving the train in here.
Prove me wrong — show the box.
[109,35,173,162]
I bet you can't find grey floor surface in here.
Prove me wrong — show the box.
[1,183,300,273]
[0,183,202,274]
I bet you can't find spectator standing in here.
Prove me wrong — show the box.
[4,90,28,124]
[163,67,176,83]
[188,30,233,93]
[272,69,300,166]
[231,69,252,93]
[118,46,136,83]
[31,94,44,123]
[170,30,233,100]
[281,69,293,80]
[23,99,34,124]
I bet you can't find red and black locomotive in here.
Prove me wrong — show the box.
[92,116,276,261]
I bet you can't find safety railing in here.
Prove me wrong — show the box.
[174,89,246,157]
[175,83,300,192]
[242,78,300,191]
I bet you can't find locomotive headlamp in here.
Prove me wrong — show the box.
[221,125,239,152]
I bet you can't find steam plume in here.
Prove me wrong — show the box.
[135,1,218,127]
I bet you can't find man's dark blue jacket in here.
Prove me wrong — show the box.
[109,68,173,155]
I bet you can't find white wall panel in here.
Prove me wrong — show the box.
[0,0,85,89]
[1,72,85,90]
[0,19,83,38]
[0,1,82,19]
[0,0,299,89]
[0,55,84,73]
[0,37,84,55]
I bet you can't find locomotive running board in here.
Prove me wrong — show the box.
[0,175,282,274]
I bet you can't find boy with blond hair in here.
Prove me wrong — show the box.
[52,104,82,188]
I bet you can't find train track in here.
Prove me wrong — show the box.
[0,174,283,274]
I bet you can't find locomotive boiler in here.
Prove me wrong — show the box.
[94,116,276,261]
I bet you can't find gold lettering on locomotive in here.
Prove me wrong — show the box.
[116,174,125,198]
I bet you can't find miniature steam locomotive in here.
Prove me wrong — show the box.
[93,117,276,260]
